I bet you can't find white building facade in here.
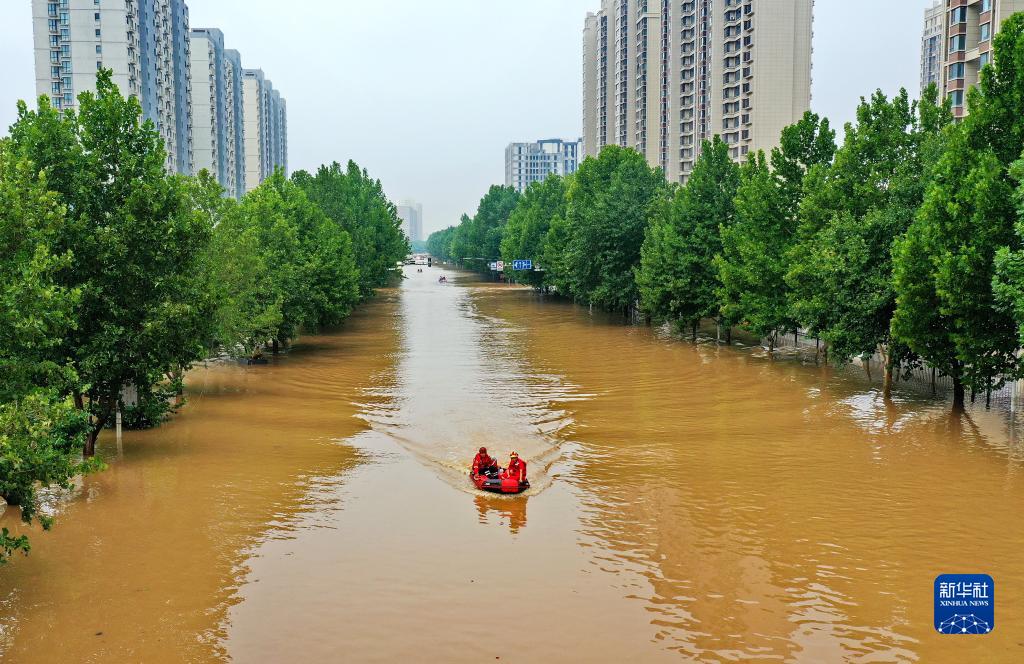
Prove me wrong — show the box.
[505,138,582,193]
[242,69,288,192]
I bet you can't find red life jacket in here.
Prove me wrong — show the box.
[472,453,494,473]
[504,458,526,481]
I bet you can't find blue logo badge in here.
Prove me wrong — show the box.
[934,574,994,634]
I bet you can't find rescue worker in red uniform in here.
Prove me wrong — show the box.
[502,451,527,484]
[472,447,499,476]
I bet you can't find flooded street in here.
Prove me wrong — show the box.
[2,265,1024,662]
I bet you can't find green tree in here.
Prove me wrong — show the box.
[787,88,948,397]
[566,146,665,311]
[500,175,568,288]
[8,71,214,455]
[637,137,737,333]
[188,172,282,359]
[293,161,408,297]
[715,152,790,347]
[427,225,456,261]
[994,159,1024,345]
[714,112,835,348]
[0,139,93,564]
[895,17,1024,410]
[894,131,1017,409]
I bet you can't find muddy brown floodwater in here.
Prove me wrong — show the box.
[2,265,1024,662]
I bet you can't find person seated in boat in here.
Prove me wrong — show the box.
[472,447,499,475]
[501,451,527,483]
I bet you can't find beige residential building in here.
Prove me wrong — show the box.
[582,0,813,183]
[942,0,1024,118]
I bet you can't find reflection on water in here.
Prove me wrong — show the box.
[474,494,528,534]
[2,265,1023,662]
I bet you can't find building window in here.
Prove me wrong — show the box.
[949,35,966,52]
[980,52,991,68]
[95,44,102,54]
[949,90,964,107]
[95,28,101,37]
[980,23,991,42]
[950,7,967,24]
[948,62,965,80]
[982,0,992,11]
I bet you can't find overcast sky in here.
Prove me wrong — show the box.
[0,0,935,236]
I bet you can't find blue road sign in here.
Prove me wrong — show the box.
[513,259,533,271]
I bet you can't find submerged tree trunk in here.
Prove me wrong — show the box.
[863,357,872,381]
[273,338,280,355]
[881,345,895,401]
[691,320,698,342]
[725,327,732,345]
[952,369,965,412]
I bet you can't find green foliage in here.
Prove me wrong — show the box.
[0,391,95,564]
[563,146,665,311]
[994,159,1024,344]
[0,139,78,400]
[715,152,790,340]
[427,225,457,261]
[500,175,568,287]
[714,112,836,344]
[293,161,408,296]
[787,89,948,368]
[637,137,736,324]
[894,130,1018,403]
[426,186,520,273]
[8,70,214,453]
[895,19,1024,407]
[237,172,360,346]
[190,172,283,358]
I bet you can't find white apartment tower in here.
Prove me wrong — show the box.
[582,0,814,183]
[505,139,582,193]
[190,29,247,198]
[242,69,288,192]
[32,0,194,175]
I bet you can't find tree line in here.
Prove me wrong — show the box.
[1,70,408,563]
[430,15,1024,414]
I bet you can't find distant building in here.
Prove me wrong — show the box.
[397,201,424,242]
[504,138,582,193]
[921,2,946,97]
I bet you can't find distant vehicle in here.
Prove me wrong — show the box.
[413,254,429,266]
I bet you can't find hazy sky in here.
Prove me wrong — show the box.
[0,0,935,236]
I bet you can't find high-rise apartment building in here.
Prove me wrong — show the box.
[397,202,424,242]
[32,0,193,174]
[223,48,246,199]
[190,28,226,185]
[582,0,814,183]
[922,2,946,96]
[505,138,582,193]
[190,29,247,198]
[942,0,1024,118]
[242,69,288,192]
